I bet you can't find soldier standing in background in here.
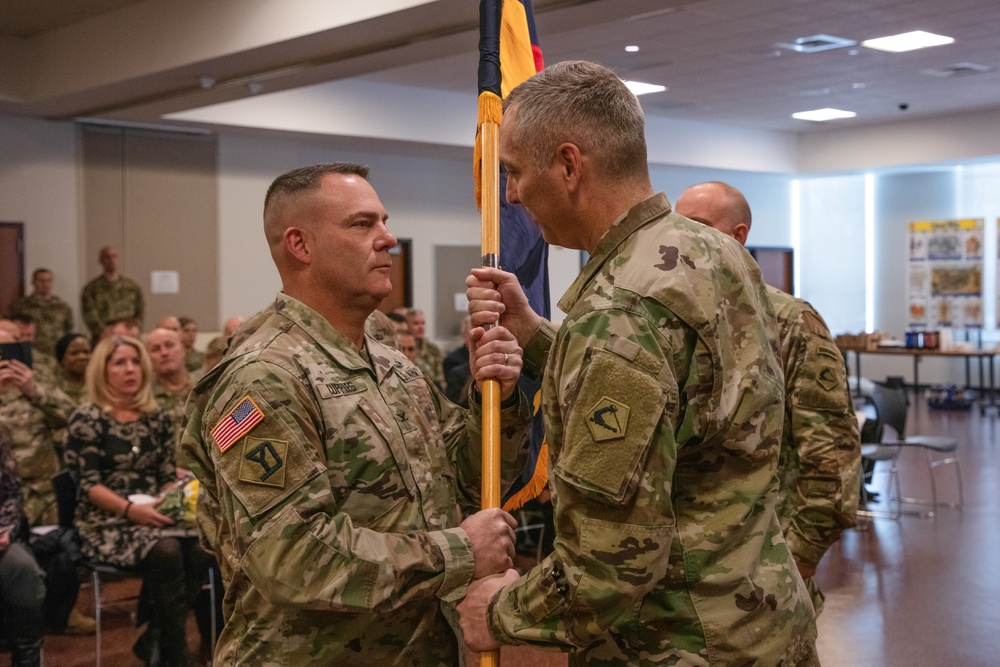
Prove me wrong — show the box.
[7,268,74,357]
[181,162,532,666]
[675,180,862,614]
[81,246,144,340]
[459,61,818,665]
[407,308,445,388]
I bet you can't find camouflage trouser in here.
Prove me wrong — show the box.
[23,487,58,527]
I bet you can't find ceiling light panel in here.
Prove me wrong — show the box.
[775,34,857,53]
[792,108,857,122]
[624,80,666,96]
[862,30,954,53]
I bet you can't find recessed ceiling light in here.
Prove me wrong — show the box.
[862,30,954,53]
[625,45,640,53]
[623,80,666,96]
[792,108,857,122]
[775,34,857,53]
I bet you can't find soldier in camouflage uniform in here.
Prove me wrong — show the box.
[7,268,74,357]
[81,246,145,338]
[0,329,73,526]
[407,309,445,387]
[675,181,862,613]
[180,163,533,666]
[460,61,818,665]
[147,327,193,443]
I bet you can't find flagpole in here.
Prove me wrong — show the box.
[479,117,503,667]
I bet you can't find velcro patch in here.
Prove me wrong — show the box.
[587,396,630,442]
[239,437,288,488]
[817,366,839,392]
[316,380,362,399]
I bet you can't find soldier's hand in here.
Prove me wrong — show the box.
[460,508,517,579]
[127,501,175,528]
[458,568,520,653]
[0,531,10,554]
[467,268,542,348]
[470,325,522,402]
[0,359,37,398]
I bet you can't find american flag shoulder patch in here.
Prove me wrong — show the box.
[211,395,264,453]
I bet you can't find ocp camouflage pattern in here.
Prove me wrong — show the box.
[180,294,532,666]
[767,286,861,578]
[488,194,819,666]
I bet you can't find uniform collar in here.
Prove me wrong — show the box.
[272,293,401,383]
[557,192,672,313]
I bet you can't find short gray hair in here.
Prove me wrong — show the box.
[503,60,648,182]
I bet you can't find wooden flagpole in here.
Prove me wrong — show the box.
[479,117,502,667]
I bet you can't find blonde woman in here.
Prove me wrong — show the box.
[62,336,217,667]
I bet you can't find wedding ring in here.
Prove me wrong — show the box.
[503,353,509,365]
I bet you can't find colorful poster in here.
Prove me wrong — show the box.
[907,219,983,329]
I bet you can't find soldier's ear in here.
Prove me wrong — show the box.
[284,226,311,265]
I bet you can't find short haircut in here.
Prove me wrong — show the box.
[264,163,370,214]
[11,313,33,325]
[86,336,158,413]
[503,60,648,182]
[32,268,52,280]
[178,316,196,328]
[386,312,407,324]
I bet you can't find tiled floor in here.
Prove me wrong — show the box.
[10,398,996,667]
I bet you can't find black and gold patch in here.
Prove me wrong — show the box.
[586,396,630,442]
[239,437,288,488]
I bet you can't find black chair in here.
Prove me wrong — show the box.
[51,470,218,667]
[869,381,963,518]
[855,393,902,520]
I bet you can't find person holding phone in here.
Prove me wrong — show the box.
[63,336,217,667]
[0,328,72,526]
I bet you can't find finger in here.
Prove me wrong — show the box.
[501,511,518,530]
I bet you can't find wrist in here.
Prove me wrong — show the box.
[122,500,133,520]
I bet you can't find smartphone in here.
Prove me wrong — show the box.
[0,341,33,369]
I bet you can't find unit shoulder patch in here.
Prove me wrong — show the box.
[587,396,630,442]
[239,436,288,488]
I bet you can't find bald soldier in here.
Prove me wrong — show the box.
[675,180,861,612]
[146,327,192,441]
[180,163,532,666]
[459,61,817,665]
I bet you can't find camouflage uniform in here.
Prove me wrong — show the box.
[415,338,445,387]
[767,285,861,612]
[365,309,399,349]
[6,294,74,356]
[487,194,818,665]
[185,348,206,374]
[153,379,193,446]
[180,294,532,667]
[80,274,145,337]
[0,381,73,526]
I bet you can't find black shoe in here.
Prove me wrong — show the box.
[133,627,163,667]
[11,638,43,667]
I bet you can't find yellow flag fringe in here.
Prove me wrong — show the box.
[474,91,503,211]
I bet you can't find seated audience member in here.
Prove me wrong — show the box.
[221,316,244,341]
[100,317,141,341]
[10,315,57,382]
[444,316,473,407]
[6,268,73,358]
[385,310,408,334]
[54,333,92,405]
[0,428,46,667]
[0,328,72,526]
[178,317,205,373]
[63,336,218,666]
[396,328,418,363]
[406,308,445,387]
[145,328,192,438]
[201,337,227,374]
[156,316,181,333]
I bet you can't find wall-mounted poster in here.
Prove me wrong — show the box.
[907,218,984,330]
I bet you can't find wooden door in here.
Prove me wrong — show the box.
[380,239,412,313]
[0,222,24,316]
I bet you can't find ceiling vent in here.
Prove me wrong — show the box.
[775,34,857,53]
[922,62,994,77]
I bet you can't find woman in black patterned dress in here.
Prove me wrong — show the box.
[63,336,216,667]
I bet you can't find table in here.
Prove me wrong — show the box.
[838,345,998,413]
